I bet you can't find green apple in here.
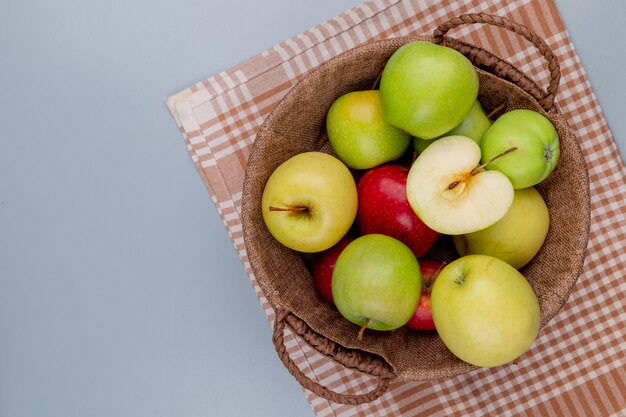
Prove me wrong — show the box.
[481,109,560,189]
[453,187,550,269]
[379,41,479,139]
[406,136,514,235]
[332,234,421,334]
[261,152,357,253]
[412,100,492,155]
[326,90,410,169]
[431,255,540,367]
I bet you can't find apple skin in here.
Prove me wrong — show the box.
[261,152,358,253]
[356,164,439,258]
[481,109,560,189]
[413,100,491,154]
[332,234,421,331]
[405,259,445,331]
[326,90,411,169]
[431,255,540,367]
[312,237,354,305]
[406,136,514,235]
[380,41,479,139]
[453,187,550,269]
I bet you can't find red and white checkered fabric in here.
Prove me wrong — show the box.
[167,1,626,415]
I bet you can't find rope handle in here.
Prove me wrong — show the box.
[272,308,396,405]
[433,13,561,112]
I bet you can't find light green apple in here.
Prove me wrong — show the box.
[453,187,550,269]
[481,109,560,189]
[332,234,421,332]
[413,100,492,155]
[261,152,357,253]
[431,255,540,367]
[326,90,410,169]
[380,41,479,139]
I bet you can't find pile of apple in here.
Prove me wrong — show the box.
[261,41,560,368]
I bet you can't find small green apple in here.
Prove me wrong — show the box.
[453,187,550,269]
[380,41,479,139]
[261,152,357,253]
[431,255,540,367]
[413,100,492,155]
[332,234,421,333]
[326,90,410,169]
[406,136,514,235]
[481,109,560,189]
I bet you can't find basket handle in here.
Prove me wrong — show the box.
[433,13,561,112]
[272,308,396,405]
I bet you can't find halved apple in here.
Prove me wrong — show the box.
[406,136,515,235]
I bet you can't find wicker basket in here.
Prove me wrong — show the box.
[241,13,590,404]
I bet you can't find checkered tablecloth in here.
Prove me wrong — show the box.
[167,1,626,415]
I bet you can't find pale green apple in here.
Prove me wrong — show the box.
[380,41,479,139]
[406,136,514,235]
[413,100,492,155]
[332,234,421,332]
[261,152,357,253]
[326,90,410,169]
[431,255,540,367]
[481,109,560,189]
[453,187,550,269]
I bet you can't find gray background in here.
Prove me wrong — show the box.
[0,1,624,416]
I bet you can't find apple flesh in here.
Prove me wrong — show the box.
[356,164,439,258]
[405,259,445,331]
[261,152,358,253]
[413,100,492,155]
[312,237,354,305]
[332,234,421,333]
[431,255,540,367]
[481,109,560,189]
[326,90,411,169]
[380,41,479,139]
[453,187,550,269]
[406,136,515,235]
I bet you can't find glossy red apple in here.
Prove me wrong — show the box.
[312,237,354,305]
[405,259,445,331]
[357,164,439,258]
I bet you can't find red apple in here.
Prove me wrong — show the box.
[312,237,354,305]
[357,164,439,258]
[405,259,445,331]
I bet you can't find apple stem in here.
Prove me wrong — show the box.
[470,146,518,176]
[371,71,382,90]
[486,103,506,119]
[357,318,370,342]
[269,206,308,212]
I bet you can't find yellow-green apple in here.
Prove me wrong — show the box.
[356,164,439,258]
[332,234,421,337]
[413,100,492,154]
[406,136,515,235]
[481,109,560,189]
[312,237,354,305]
[326,90,410,169]
[431,255,540,367]
[453,187,550,269]
[405,259,445,331]
[379,41,479,139]
[261,152,357,253]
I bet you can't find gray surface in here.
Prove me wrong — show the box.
[0,1,624,417]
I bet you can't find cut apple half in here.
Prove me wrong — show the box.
[406,135,515,235]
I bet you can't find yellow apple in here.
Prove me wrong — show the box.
[453,187,550,269]
[431,255,540,367]
[261,152,358,253]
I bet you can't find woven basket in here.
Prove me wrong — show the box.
[242,13,590,404]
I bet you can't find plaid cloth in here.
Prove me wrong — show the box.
[166,1,626,415]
